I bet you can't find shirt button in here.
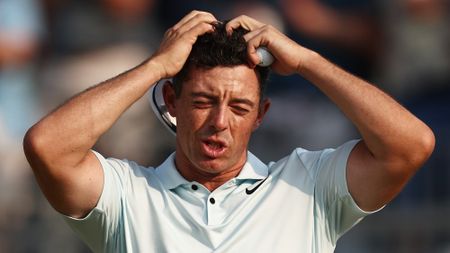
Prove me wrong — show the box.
[209,198,216,204]
[191,184,198,191]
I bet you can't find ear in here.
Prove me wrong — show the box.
[253,98,271,131]
[162,80,177,117]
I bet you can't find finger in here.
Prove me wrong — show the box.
[225,15,264,34]
[243,28,265,44]
[244,29,270,66]
[174,13,217,36]
[173,11,216,31]
[247,37,261,65]
[185,21,216,42]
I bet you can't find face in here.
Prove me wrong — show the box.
[164,65,270,178]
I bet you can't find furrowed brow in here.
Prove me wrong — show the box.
[190,92,255,107]
[190,92,216,100]
[230,98,255,108]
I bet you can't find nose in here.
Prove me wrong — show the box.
[209,105,228,132]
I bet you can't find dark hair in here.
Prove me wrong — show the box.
[172,21,270,100]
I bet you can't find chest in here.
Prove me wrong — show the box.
[122,175,323,252]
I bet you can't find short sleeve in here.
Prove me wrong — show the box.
[300,140,383,244]
[61,150,129,253]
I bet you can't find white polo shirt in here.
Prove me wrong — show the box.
[63,140,379,252]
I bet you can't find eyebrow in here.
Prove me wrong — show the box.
[190,92,216,100]
[190,92,255,107]
[230,98,255,107]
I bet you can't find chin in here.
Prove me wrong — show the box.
[196,159,226,174]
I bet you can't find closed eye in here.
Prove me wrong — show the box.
[193,100,213,109]
[190,92,217,109]
[230,104,250,115]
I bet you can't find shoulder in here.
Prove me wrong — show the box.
[267,140,359,180]
[92,150,157,188]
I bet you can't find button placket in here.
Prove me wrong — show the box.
[206,193,219,225]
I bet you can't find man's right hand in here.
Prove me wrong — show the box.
[151,11,217,79]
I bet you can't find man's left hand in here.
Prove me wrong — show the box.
[226,15,313,75]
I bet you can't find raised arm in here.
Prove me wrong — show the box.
[226,15,435,211]
[295,52,434,211]
[23,11,217,218]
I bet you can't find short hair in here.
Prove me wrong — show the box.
[172,21,270,101]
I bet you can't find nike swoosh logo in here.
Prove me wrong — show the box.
[246,177,268,195]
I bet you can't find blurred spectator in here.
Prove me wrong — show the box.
[376,0,450,100]
[0,0,43,136]
[281,0,380,59]
[42,0,158,55]
[0,0,45,252]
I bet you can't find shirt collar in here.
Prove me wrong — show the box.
[154,151,268,190]
[235,152,268,181]
[154,153,189,190]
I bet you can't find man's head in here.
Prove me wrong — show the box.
[172,21,270,102]
[163,20,271,183]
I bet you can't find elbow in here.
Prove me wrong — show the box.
[417,126,435,165]
[23,124,49,171]
[384,126,435,178]
[400,126,435,173]
[23,125,38,159]
[24,124,42,152]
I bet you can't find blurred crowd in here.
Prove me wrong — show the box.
[0,0,448,252]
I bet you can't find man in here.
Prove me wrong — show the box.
[23,11,435,252]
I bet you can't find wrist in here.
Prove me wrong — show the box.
[144,56,167,81]
[296,48,321,75]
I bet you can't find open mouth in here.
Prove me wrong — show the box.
[205,140,224,149]
[201,140,227,158]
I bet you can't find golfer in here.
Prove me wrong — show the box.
[24,11,434,252]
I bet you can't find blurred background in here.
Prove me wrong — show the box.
[0,0,448,252]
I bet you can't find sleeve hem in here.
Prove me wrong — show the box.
[339,140,385,215]
[59,150,109,220]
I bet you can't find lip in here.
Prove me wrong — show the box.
[200,138,228,158]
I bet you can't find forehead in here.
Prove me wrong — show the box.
[183,65,260,99]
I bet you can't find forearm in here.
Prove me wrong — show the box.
[298,51,434,165]
[25,59,163,169]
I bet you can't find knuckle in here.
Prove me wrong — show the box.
[262,24,272,30]
[262,25,274,33]
[198,12,215,21]
[238,15,248,20]
[173,30,182,37]
[207,13,216,20]
[194,10,209,17]
[166,27,176,35]
[179,32,190,40]
[199,10,212,15]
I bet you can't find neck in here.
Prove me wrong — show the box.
[174,151,246,192]
[177,165,242,191]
